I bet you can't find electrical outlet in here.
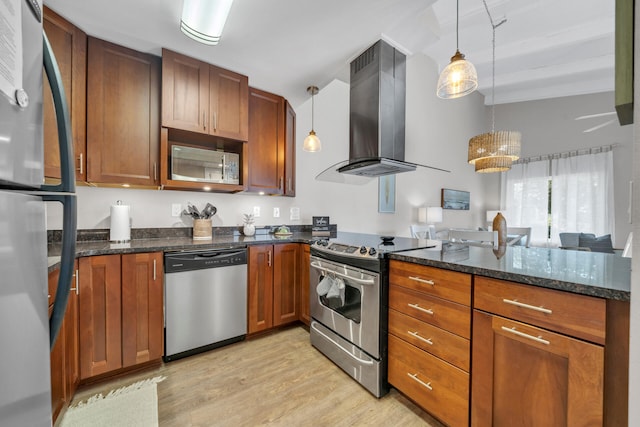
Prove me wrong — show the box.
[171,203,182,217]
[290,207,300,220]
[253,206,261,217]
[273,207,280,218]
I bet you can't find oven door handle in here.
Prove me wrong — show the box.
[310,261,375,285]
[311,322,375,366]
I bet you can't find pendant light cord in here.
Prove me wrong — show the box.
[311,92,315,131]
[482,0,506,133]
[456,0,459,50]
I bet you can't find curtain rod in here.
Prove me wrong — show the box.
[513,143,621,165]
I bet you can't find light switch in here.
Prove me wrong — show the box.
[273,207,280,218]
[171,203,182,217]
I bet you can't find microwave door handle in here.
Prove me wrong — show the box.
[310,261,375,285]
[41,32,76,194]
[42,194,77,349]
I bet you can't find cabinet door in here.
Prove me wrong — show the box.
[273,243,299,327]
[64,262,80,403]
[299,244,310,326]
[283,100,296,196]
[247,88,284,194]
[248,245,274,333]
[79,255,122,379]
[472,310,604,426]
[121,252,164,367]
[209,64,248,141]
[162,49,209,133]
[43,7,87,181]
[87,37,160,185]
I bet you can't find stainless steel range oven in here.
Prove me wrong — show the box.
[309,233,434,398]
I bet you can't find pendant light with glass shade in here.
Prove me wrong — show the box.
[303,86,321,152]
[467,0,521,173]
[437,0,478,99]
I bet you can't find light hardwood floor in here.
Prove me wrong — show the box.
[69,326,444,426]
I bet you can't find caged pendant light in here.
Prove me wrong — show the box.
[303,86,321,152]
[467,0,521,173]
[437,0,478,99]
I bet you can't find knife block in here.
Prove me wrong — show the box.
[193,219,212,240]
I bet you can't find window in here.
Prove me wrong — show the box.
[501,150,614,246]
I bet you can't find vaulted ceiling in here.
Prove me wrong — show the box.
[44,0,614,108]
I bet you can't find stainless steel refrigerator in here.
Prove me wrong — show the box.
[0,0,77,425]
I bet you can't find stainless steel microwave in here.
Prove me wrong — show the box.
[171,145,240,185]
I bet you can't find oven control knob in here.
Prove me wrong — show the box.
[369,247,377,256]
[359,246,367,254]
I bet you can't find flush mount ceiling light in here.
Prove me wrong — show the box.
[303,86,321,152]
[436,0,478,99]
[468,0,521,173]
[181,0,234,45]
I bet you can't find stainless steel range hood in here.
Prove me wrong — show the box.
[316,40,448,183]
[340,39,413,177]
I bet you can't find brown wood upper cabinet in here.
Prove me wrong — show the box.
[43,7,87,182]
[86,38,161,186]
[162,49,248,141]
[247,88,296,195]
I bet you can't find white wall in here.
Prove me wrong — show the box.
[47,53,496,235]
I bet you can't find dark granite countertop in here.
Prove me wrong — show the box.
[47,231,315,272]
[389,242,631,301]
[48,229,631,301]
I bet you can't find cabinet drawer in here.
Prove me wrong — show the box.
[474,276,606,345]
[388,334,469,427]
[390,284,470,339]
[389,309,469,371]
[390,261,471,306]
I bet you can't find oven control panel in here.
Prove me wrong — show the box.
[311,240,378,258]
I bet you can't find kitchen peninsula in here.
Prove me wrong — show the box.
[48,232,630,426]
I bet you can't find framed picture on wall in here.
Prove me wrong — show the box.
[379,175,396,213]
[441,188,470,210]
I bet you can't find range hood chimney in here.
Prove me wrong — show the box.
[338,40,416,177]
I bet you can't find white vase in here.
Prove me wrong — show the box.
[243,223,255,236]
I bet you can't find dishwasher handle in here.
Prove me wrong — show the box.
[165,248,247,273]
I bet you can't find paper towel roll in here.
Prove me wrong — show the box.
[110,201,131,242]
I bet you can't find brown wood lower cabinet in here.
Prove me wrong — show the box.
[79,252,163,380]
[471,275,628,427]
[299,244,310,326]
[472,310,604,426]
[248,243,300,334]
[387,261,472,427]
[49,261,80,424]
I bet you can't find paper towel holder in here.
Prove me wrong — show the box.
[110,200,131,243]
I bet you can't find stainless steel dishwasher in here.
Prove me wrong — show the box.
[164,247,247,361]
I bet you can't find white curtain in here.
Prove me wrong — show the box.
[501,160,550,246]
[550,150,614,246]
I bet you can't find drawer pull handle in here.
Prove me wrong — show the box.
[408,331,433,345]
[502,298,552,314]
[501,326,550,345]
[408,303,434,315]
[407,373,433,391]
[409,276,435,286]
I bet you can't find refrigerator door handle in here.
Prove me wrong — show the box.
[42,194,77,349]
[41,32,76,194]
